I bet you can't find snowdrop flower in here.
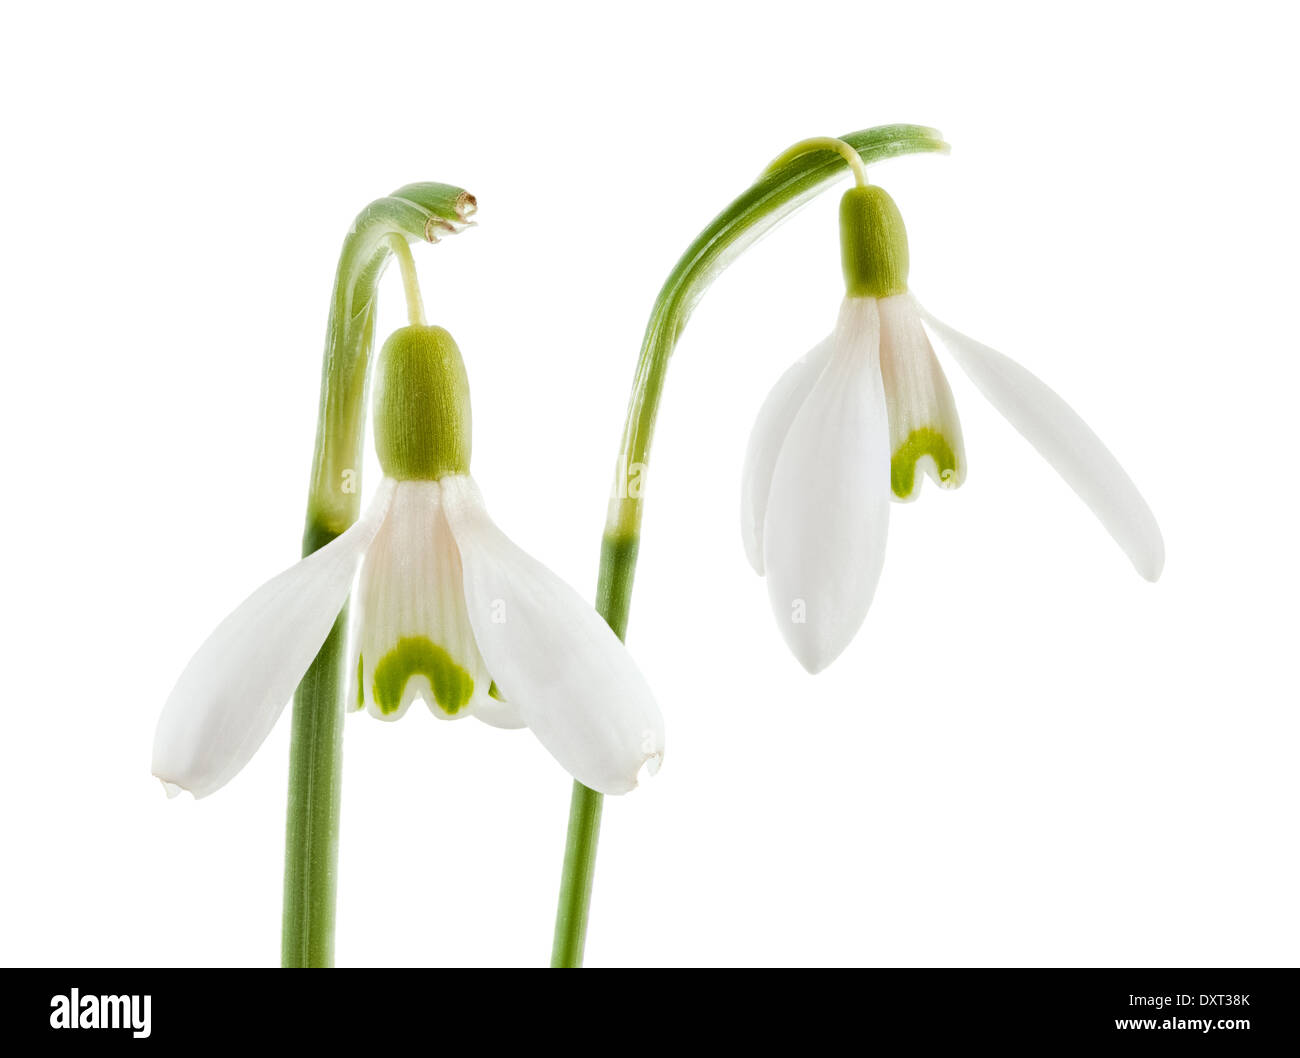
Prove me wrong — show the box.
[155,325,664,797]
[742,182,1164,672]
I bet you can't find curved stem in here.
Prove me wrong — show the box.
[304,184,476,538]
[282,183,475,968]
[765,137,869,187]
[388,235,428,327]
[550,124,949,968]
[610,125,947,536]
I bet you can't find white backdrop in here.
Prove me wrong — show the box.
[1,0,1296,967]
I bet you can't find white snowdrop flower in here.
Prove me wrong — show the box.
[155,325,664,798]
[742,183,1163,673]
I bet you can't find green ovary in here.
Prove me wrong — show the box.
[371,636,474,717]
[891,428,960,499]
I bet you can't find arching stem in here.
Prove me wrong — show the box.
[388,234,428,327]
[549,125,950,967]
[765,136,870,187]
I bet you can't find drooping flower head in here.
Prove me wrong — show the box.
[742,178,1163,673]
[154,324,664,797]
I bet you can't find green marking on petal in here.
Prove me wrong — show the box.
[891,427,959,499]
[372,636,474,717]
[488,680,505,702]
[356,653,365,710]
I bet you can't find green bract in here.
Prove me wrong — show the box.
[840,185,909,299]
[373,325,472,481]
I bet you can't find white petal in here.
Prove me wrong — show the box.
[740,338,832,573]
[762,297,892,673]
[440,476,664,795]
[152,479,396,799]
[877,293,966,501]
[351,480,493,723]
[917,304,1164,581]
[471,688,527,730]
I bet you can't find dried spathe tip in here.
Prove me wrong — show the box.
[424,193,479,242]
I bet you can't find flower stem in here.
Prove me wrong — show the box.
[548,125,949,967]
[281,545,348,968]
[551,780,603,967]
[765,137,870,187]
[550,531,637,967]
[282,183,476,967]
[388,235,427,327]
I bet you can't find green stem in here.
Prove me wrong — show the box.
[281,567,347,968]
[551,533,637,967]
[281,183,476,968]
[549,125,949,968]
[551,781,603,967]
[388,234,428,327]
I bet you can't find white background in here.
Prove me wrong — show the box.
[1,1,1296,968]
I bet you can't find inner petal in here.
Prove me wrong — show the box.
[351,479,491,722]
[878,292,967,502]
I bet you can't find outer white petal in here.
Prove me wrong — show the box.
[440,476,663,795]
[877,293,966,501]
[152,479,396,799]
[917,304,1164,581]
[740,338,832,573]
[350,479,495,724]
[762,297,892,673]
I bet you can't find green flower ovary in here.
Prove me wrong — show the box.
[373,325,472,481]
[840,185,909,299]
[891,427,959,499]
[370,636,475,716]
